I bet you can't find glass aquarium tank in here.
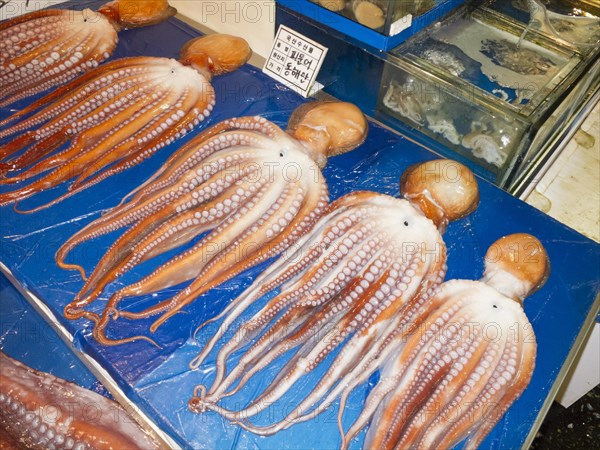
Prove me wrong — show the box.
[376,0,599,188]
[278,0,469,50]
[485,0,600,54]
[308,0,439,32]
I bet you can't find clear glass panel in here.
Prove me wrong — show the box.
[485,0,600,51]
[378,63,527,176]
[392,9,582,116]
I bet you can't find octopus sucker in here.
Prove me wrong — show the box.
[0,351,164,450]
[187,159,480,434]
[57,101,368,345]
[0,34,252,211]
[338,233,549,450]
[0,1,177,106]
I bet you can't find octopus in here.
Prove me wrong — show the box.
[0,0,177,107]
[55,101,368,346]
[462,131,507,168]
[187,159,480,436]
[339,233,549,449]
[480,38,557,76]
[0,351,164,449]
[425,115,461,145]
[382,81,425,127]
[0,34,252,212]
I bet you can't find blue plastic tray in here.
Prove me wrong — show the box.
[1,3,599,449]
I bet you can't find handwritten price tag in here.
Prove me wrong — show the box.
[263,25,328,98]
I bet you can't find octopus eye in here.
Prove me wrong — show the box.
[279,152,284,157]
[403,221,409,226]
[493,304,498,309]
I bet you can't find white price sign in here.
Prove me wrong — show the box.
[263,25,328,98]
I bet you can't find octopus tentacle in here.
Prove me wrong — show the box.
[56,124,269,244]
[21,91,216,215]
[203,224,385,394]
[0,58,157,136]
[87,178,277,343]
[55,140,271,276]
[0,90,180,206]
[0,2,177,106]
[0,133,69,176]
[1,80,165,183]
[201,252,442,424]
[188,160,480,434]
[59,102,368,345]
[0,351,163,449]
[68,84,204,189]
[209,234,392,396]
[0,58,161,138]
[143,175,328,332]
[71,176,260,313]
[339,234,548,449]
[0,9,63,32]
[232,279,442,438]
[0,9,118,106]
[0,64,171,170]
[120,117,285,205]
[116,169,326,325]
[1,34,251,210]
[190,197,445,417]
[188,193,377,369]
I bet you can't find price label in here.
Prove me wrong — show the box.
[390,13,413,36]
[263,25,328,98]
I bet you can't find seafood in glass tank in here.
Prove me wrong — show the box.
[382,81,425,126]
[352,0,386,29]
[525,0,600,47]
[462,131,508,168]
[480,38,557,76]
[315,0,347,12]
[421,48,466,77]
[426,114,461,145]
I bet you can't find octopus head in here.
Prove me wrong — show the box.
[483,233,550,302]
[400,159,480,232]
[286,101,368,168]
[98,0,177,29]
[179,34,252,81]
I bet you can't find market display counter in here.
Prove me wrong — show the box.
[1,2,599,449]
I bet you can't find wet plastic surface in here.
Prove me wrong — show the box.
[0,272,109,397]
[1,2,599,449]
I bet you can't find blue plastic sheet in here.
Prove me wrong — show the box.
[0,272,108,397]
[1,2,599,449]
